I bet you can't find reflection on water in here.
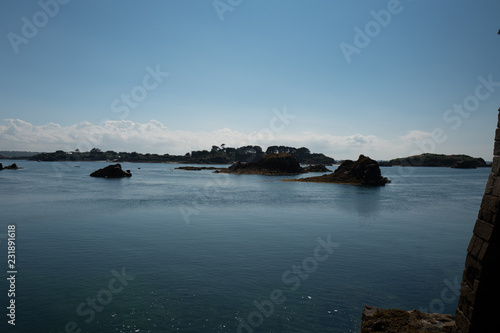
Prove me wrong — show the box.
[0,161,490,332]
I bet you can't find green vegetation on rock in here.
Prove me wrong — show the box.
[28,145,335,165]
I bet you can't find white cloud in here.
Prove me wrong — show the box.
[400,130,433,142]
[0,119,429,160]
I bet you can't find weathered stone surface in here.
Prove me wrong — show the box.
[360,306,455,332]
[89,164,132,178]
[472,219,494,241]
[467,235,484,258]
[494,141,500,156]
[293,155,390,186]
[480,194,500,213]
[477,208,496,224]
[459,282,476,306]
[454,309,470,333]
[492,157,500,174]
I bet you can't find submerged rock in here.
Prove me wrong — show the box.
[294,155,390,186]
[90,164,132,178]
[219,153,304,175]
[360,305,455,332]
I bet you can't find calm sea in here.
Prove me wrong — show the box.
[0,160,490,332]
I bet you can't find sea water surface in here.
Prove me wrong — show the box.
[0,160,490,332]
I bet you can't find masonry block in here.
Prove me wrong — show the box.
[492,157,500,174]
[473,219,494,241]
[480,195,500,213]
[483,174,495,195]
[460,281,477,306]
[494,141,500,156]
[454,309,470,333]
[477,208,494,223]
[467,235,484,258]
[477,240,489,261]
[463,255,482,286]
[496,128,500,142]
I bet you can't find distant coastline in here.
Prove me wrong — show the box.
[0,149,488,168]
[378,153,488,168]
[1,145,335,165]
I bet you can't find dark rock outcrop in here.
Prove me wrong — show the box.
[360,306,455,333]
[3,163,20,170]
[389,153,487,167]
[0,163,2,170]
[90,164,132,178]
[219,153,304,175]
[302,164,332,173]
[294,155,390,186]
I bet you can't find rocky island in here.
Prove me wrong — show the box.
[384,153,487,168]
[217,153,305,175]
[292,155,390,186]
[0,163,21,170]
[90,164,132,178]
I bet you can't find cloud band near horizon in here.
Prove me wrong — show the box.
[0,118,467,160]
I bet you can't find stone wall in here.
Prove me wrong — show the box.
[454,108,500,333]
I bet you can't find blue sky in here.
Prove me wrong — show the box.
[1,0,499,160]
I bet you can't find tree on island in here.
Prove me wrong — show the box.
[28,145,335,165]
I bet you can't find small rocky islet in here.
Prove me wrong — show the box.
[89,164,132,178]
[292,154,390,186]
[216,152,305,175]
[0,163,21,170]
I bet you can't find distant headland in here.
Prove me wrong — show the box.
[1,149,488,169]
[379,153,488,168]
[18,145,336,165]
